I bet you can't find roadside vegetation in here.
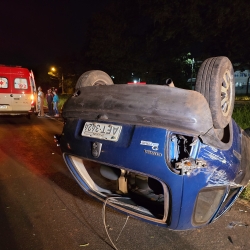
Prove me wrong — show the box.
[233,98,250,201]
[233,104,250,129]
[58,94,71,111]
[235,95,250,101]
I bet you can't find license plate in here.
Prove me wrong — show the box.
[0,105,7,109]
[82,122,122,142]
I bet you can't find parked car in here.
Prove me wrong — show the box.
[58,57,250,230]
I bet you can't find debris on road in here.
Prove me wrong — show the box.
[79,243,89,247]
[227,221,249,228]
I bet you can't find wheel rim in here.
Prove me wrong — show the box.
[93,81,106,86]
[221,69,233,117]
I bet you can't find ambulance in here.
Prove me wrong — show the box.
[0,65,37,117]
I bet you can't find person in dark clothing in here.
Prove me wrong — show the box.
[46,89,53,116]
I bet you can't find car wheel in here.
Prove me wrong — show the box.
[195,57,235,129]
[75,70,114,89]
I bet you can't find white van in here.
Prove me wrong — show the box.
[0,65,37,117]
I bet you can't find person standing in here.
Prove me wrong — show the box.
[37,86,44,117]
[46,89,53,116]
[53,90,59,117]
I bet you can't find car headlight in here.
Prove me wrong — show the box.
[193,187,226,225]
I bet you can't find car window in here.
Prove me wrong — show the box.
[0,77,8,88]
[14,78,28,89]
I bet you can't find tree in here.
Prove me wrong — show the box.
[82,0,250,86]
[138,0,250,63]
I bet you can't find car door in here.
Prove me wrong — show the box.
[11,68,31,112]
[0,67,13,111]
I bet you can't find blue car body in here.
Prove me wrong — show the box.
[60,84,250,230]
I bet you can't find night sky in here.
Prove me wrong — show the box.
[2,0,250,87]
[0,0,107,67]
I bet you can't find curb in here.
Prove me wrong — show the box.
[44,114,64,123]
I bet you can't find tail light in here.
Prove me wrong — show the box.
[193,187,225,225]
[31,94,34,105]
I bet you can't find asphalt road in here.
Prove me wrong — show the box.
[0,115,250,250]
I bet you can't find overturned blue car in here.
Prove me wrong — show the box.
[59,56,250,230]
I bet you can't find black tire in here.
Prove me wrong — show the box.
[195,57,235,129]
[75,70,114,89]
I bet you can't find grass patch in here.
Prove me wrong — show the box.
[240,185,250,201]
[235,95,250,101]
[233,104,250,201]
[232,105,250,129]
[58,94,71,110]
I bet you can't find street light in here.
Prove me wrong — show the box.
[48,66,64,93]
